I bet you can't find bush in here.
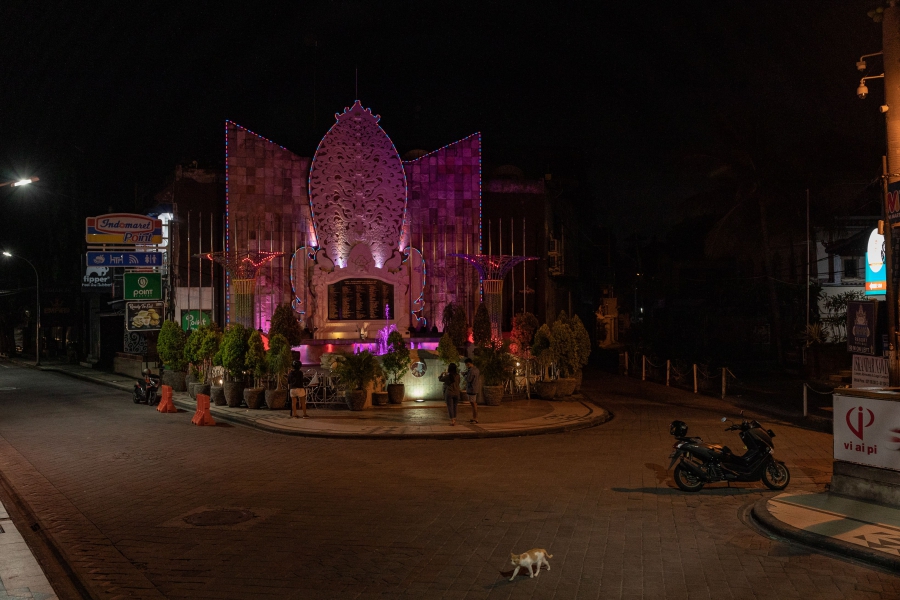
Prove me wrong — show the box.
[571,314,591,370]
[332,350,382,391]
[437,331,460,365]
[219,324,251,381]
[266,333,292,389]
[474,340,514,387]
[184,323,221,383]
[269,303,304,347]
[511,312,539,356]
[532,324,553,363]
[381,330,411,384]
[246,330,268,387]
[551,319,577,377]
[157,321,187,371]
[442,302,468,347]
[473,303,492,348]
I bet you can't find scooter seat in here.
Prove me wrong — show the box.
[707,444,732,455]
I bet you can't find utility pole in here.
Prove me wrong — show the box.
[884,2,900,385]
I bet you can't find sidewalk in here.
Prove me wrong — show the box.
[12,358,611,439]
[752,491,900,572]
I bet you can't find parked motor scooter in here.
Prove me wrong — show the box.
[133,369,161,405]
[667,412,790,492]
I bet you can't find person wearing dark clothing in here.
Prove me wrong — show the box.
[288,361,308,418]
[438,362,461,425]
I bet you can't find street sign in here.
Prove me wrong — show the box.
[865,228,886,297]
[124,272,161,300]
[126,301,163,332]
[86,214,162,244]
[848,300,878,355]
[82,265,113,291]
[181,310,211,331]
[87,251,163,267]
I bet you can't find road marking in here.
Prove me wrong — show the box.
[0,500,58,598]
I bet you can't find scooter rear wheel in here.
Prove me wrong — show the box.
[674,464,705,492]
[762,461,790,490]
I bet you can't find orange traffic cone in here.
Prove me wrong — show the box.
[156,385,177,413]
[191,393,216,426]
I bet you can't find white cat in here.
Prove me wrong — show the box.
[509,548,552,580]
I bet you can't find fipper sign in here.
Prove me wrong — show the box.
[86,214,162,244]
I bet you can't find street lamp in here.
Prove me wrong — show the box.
[0,177,39,189]
[2,251,40,366]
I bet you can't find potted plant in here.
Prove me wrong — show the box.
[269,303,304,347]
[570,314,591,393]
[442,302,469,348]
[372,375,389,406]
[243,329,267,409]
[551,315,578,397]
[474,339,513,406]
[184,323,219,399]
[532,324,558,399]
[265,333,292,410]
[472,302,492,348]
[437,331,460,367]
[381,330,410,404]
[219,323,250,407]
[157,320,188,392]
[332,350,382,411]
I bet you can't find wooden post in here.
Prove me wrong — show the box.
[642,355,646,381]
[624,351,629,376]
[803,384,808,417]
[721,367,726,399]
[693,364,698,394]
[666,360,671,386]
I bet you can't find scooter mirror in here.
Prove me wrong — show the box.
[721,417,727,422]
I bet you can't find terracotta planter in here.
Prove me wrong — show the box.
[483,385,504,406]
[223,381,245,408]
[162,370,187,392]
[265,388,287,410]
[210,386,226,406]
[244,387,265,409]
[556,378,577,397]
[573,370,583,394]
[533,380,558,400]
[348,389,367,411]
[373,391,389,406]
[387,383,405,404]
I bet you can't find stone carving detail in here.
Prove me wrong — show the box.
[308,101,407,269]
[124,331,147,355]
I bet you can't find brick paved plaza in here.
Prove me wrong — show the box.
[0,362,898,599]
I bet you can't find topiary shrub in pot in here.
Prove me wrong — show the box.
[265,334,292,410]
[381,330,410,404]
[157,321,188,392]
[551,314,577,397]
[219,323,250,407]
[243,330,267,409]
[332,350,382,411]
[570,314,591,393]
[474,339,513,406]
[532,323,559,399]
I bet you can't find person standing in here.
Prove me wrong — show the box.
[288,360,308,418]
[463,357,481,424]
[438,362,461,426]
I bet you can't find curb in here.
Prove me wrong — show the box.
[171,396,612,440]
[749,497,900,572]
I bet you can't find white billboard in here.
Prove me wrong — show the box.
[834,392,900,472]
[851,354,890,388]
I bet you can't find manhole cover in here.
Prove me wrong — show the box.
[183,509,255,527]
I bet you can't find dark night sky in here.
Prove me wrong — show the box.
[0,1,888,267]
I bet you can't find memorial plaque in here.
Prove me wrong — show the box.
[327,279,395,320]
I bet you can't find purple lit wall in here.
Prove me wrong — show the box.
[402,134,482,328]
[225,121,315,330]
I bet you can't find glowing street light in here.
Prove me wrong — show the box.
[2,251,41,366]
[0,177,39,189]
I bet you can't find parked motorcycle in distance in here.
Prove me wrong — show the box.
[668,412,790,492]
[133,369,161,406]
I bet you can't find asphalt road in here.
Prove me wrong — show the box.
[0,362,897,600]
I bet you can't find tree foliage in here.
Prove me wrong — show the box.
[437,331,460,365]
[473,302,492,348]
[266,333,293,389]
[157,320,187,371]
[550,317,578,377]
[570,314,592,370]
[183,323,221,383]
[245,329,268,387]
[474,339,514,387]
[269,303,303,346]
[381,330,411,384]
[511,312,539,356]
[218,324,250,381]
[442,301,468,347]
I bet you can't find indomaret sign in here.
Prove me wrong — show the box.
[86,214,162,244]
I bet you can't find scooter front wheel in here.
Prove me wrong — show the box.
[762,461,790,490]
[133,389,143,404]
[674,464,705,492]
